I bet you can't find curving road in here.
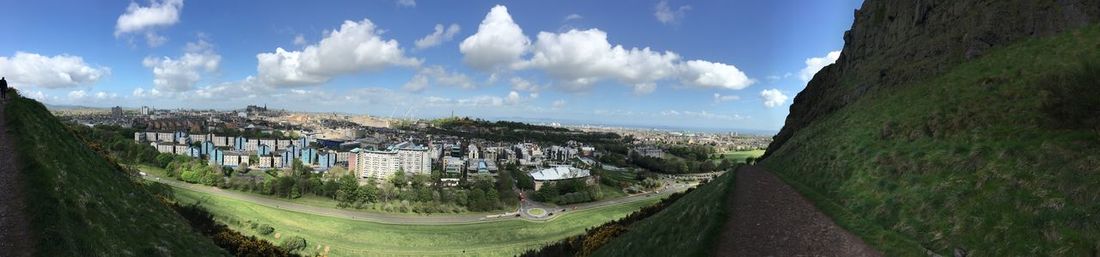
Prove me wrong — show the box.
[142,174,690,225]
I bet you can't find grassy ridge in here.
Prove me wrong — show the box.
[170,185,660,257]
[763,26,1100,256]
[3,94,225,256]
[592,171,735,257]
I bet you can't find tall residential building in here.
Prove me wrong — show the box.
[350,142,430,180]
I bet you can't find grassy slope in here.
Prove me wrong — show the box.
[4,95,225,256]
[763,26,1100,256]
[714,149,766,164]
[592,171,734,257]
[171,185,660,257]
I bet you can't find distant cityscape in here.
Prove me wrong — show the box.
[56,104,772,185]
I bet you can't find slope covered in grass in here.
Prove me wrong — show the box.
[3,94,226,256]
[591,171,734,257]
[763,25,1100,256]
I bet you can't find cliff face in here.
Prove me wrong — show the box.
[765,0,1100,158]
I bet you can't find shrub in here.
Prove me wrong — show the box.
[1041,59,1100,130]
[255,224,275,235]
[280,236,307,252]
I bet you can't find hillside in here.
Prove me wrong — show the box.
[590,171,734,257]
[2,93,227,256]
[763,1,1100,256]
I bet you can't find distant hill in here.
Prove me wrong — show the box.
[763,0,1100,256]
[3,94,226,256]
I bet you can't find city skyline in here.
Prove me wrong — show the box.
[0,0,862,131]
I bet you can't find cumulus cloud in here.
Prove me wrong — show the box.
[760,89,789,108]
[0,52,110,89]
[680,60,753,90]
[115,0,184,46]
[402,65,476,92]
[397,0,415,7]
[506,91,522,105]
[459,5,753,94]
[521,29,680,90]
[654,0,691,24]
[459,5,530,71]
[142,39,221,92]
[563,14,583,22]
[415,24,460,49]
[713,93,739,103]
[799,50,840,82]
[257,18,420,87]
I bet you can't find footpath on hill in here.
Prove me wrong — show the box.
[0,97,33,256]
[714,166,881,257]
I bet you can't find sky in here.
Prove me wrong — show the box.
[0,0,863,132]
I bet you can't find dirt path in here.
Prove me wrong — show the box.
[0,97,34,256]
[714,166,881,257]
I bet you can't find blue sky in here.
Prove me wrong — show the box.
[0,0,862,132]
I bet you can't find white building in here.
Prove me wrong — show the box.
[529,166,594,190]
[467,144,480,160]
[350,142,431,180]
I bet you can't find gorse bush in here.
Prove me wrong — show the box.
[1041,59,1100,130]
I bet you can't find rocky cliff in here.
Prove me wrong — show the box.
[765,0,1100,158]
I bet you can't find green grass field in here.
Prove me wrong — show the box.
[170,185,661,256]
[713,149,765,164]
[592,170,736,257]
[763,25,1100,256]
[4,95,225,256]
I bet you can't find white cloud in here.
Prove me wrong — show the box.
[115,0,184,46]
[760,89,789,108]
[655,0,691,24]
[145,32,168,47]
[293,34,307,46]
[799,50,840,82]
[402,65,476,92]
[397,0,416,7]
[415,24,460,49]
[521,29,680,91]
[67,90,87,100]
[659,110,744,120]
[680,60,753,90]
[257,18,420,87]
[142,39,221,92]
[552,99,567,109]
[564,14,583,22]
[0,52,110,89]
[506,91,521,105]
[509,77,540,92]
[713,93,739,103]
[460,5,753,94]
[459,5,530,71]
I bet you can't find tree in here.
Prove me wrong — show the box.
[392,169,407,188]
[718,159,733,171]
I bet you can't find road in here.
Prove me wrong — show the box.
[714,166,882,256]
[143,174,689,225]
[0,96,33,257]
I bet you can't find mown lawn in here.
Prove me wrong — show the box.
[171,186,660,256]
[713,149,766,164]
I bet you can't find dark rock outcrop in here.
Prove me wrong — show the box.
[763,0,1100,158]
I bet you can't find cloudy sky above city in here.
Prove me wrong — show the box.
[0,0,861,131]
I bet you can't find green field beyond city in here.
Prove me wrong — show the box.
[170,186,660,256]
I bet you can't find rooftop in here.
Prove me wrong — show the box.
[530,166,591,181]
